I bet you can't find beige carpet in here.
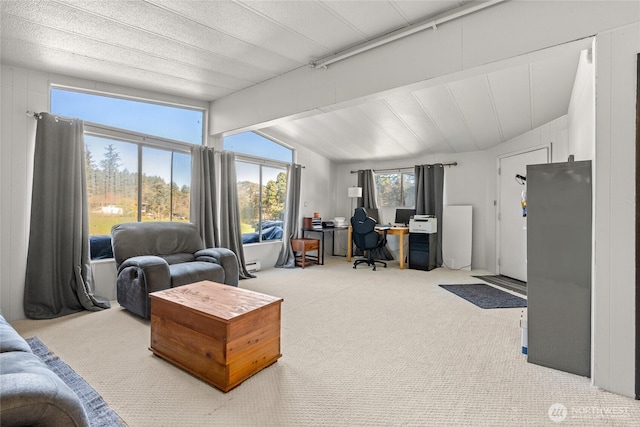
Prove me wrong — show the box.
[11,258,640,426]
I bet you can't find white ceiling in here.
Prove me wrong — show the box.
[1,0,582,163]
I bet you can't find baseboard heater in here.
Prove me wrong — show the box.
[246,260,261,273]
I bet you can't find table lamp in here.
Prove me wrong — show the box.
[348,186,362,216]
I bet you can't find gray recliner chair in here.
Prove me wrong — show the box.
[111,222,239,319]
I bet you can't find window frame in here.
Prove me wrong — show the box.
[83,123,193,226]
[374,170,416,208]
[50,84,207,145]
[50,86,204,234]
[223,131,294,245]
[234,154,290,244]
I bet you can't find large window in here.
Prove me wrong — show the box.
[375,171,415,207]
[224,132,292,243]
[51,87,203,235]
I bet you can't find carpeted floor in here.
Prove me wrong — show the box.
[11,259,640,426]
[27,337,126,427]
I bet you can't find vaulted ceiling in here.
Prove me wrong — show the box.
[1,0,583,163]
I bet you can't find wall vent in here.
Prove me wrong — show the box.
[246,260,261,272]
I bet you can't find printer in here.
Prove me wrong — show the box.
[333,217,348,227]
[409,215,437,234]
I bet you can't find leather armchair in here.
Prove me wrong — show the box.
[351,207,388,271]
[111,222,239,319]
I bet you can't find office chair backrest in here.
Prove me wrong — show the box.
[351,207,381,250]
[365,208,379,223]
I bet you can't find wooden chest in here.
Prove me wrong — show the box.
[149,280,283,392]
[290,238,320,268]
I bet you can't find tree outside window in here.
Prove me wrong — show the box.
[225,131,292,244]
[52,88,202,236]
[236,162,287,243]
[84,136,190,235]
[375,172,415,207]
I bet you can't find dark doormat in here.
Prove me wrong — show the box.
[439,283,527,309]
[472,274,526,296]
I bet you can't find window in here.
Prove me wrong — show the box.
[223,132,292,243]
[375,171,415,207]
[224,132,292,163]
[51,87,203,235]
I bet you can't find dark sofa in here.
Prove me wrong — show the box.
[0,313,89,427]
[111,222,240,319]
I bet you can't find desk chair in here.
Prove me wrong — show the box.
[350,207,388,271]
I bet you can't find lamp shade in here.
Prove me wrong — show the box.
[348,186,362,198]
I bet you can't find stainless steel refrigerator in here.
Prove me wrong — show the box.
[526,160,592,377]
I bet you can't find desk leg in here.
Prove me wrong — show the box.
[320,233,325,265]
[399,233,405,270]
[347,227,352,262]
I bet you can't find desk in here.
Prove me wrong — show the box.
[301,227,349,265]
[347,226,409,269]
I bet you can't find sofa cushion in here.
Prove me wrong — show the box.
[0,313,90,427]
[0,316,32,354]
[1,353,90,427]
[169,261,225,288]
[162,253,195,265]
[111,222,204,268]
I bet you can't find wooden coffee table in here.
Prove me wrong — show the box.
[149,280,283,392]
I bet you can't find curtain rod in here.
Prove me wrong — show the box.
[350,162,458,174]
[26,110,74,124]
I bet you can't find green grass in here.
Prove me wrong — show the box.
[89,214,189,236]
[90,214,137,236]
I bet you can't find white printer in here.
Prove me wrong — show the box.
[409,215,437,234]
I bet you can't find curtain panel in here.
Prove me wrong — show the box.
[219,151,255,279]
[414,164,444,266]
[191,145,219,248]
[275,164,302,268]
[24,113,110,319]
[356,169,378,210]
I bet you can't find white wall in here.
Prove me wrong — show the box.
[568,44,596,161]
[592,22,638,398]
[484,117,569,273]
[0,67,43,322]
[333,117,568,271]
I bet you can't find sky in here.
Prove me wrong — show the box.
[51,88,203,144]
[52,88,290,186]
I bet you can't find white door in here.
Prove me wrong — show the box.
[498,147,549,281]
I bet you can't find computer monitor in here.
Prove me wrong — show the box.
[395,208,416,226]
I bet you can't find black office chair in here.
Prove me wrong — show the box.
[351,207,388,271]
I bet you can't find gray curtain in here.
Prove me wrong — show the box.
[356,169,378,211]
[191,145,219,248]
[24,113,110,319]
[219,151,255,279]
[415,163,444,266]
[275,164,302,268]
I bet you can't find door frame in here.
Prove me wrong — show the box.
[495,143,551,276]
[634,53,639,400]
